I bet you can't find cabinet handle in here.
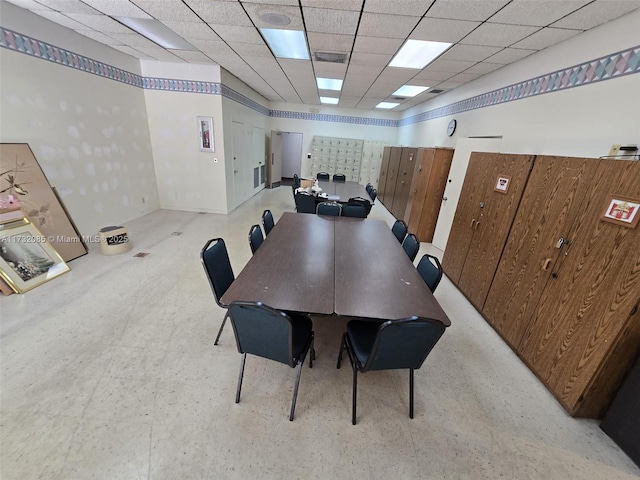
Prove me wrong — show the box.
[542,258,552,271]
[470,219,476,228]
[475,221,480,230]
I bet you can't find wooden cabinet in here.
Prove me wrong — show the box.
[390,147,417,219]
[405,148,454,242]
[442,152,534,309]
[447,152,640,418]
[377,147,392,204]
[381,147,403,210]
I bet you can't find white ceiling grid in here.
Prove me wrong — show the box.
[4,0,640,110]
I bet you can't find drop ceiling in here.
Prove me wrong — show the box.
[5,0,640,111]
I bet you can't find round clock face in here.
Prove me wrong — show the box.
[447,119,457,136]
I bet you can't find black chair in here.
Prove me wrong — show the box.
[417,254,443,293]
[402,233,420,262]
[317,201,341,216]
[370,188,377,202]
[228,301,315,421]
[337,316,446,424]
[262,209,275,236]
[293,174,301,189]
[333,173,346,182]
[248,224,264,254]
[391,219,408,244]
[200,238,235,345]
[366,182,373,195]
[341,204,367,218]
[317,172,330,180]
[295,191,317,214]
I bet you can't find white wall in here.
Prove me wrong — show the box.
[141,61,227,213]
[0,1,159,236]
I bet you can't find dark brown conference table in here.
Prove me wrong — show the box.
[316,180,371,204]
[221,212,451,326]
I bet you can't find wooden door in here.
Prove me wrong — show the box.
[518,159,640,416]
[378,146,392,203]
[483,156,599,349]
[406,148,435,232]
[391,147,417,219]
[383,147,403,213]
[417,148,453,243]
[457,153,533,309]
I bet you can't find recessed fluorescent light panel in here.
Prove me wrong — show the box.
[320,97,339,104]
[376,102,399,109]
[393,85,430,97]
[316,77,343,91]
[260,28,309,60]
[389,40,452,69]
[115,17,196,50]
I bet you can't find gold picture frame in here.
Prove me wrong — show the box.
[0,218,70,293]
[601,194,640,229]
[494,175,511,194]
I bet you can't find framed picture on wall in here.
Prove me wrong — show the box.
[601,194,640,228]
[197,116,214,152]
[494,175,511,194]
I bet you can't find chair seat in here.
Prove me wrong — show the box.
[346,319,385,365]
[288,312,314,360]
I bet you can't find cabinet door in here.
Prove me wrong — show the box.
[391,147,418,220]
[378,147,392,203]
[518,159,640,416]
[457,153,533,309]
[483,156,598,349]
[383,147,403,212]
[417,148,453,243]
[406,149,435,233]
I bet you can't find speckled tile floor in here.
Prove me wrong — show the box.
[1,186,639,480]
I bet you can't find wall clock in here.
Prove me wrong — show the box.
[447,119,457,137]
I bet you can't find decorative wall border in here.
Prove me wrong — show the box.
[2,26,638,129]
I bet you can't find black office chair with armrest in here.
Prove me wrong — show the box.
[337,316,446,424]
[262,209,275,236]
[333,173,346,182]
[317,201,342,216]
[295,191,317,214]
[417,254,443,293]
[366,182,373,195]
[228,301,315,421]
[391,219,408,244]
[402,233,420,262]
[317,172,330,180]
[293,174,301,189]
[370,188,377,202]
[341,204,368,218]
[248,224,264,254]
[200,238,235,346]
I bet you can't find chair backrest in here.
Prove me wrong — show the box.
[341,204,368,218]
[228,301,295,367]
[317,201,342,216]
[402,233,420,262]
[317,172,330,180]
[363,316,446,372]
[347,196,372,215]
[370,188,377,202]
[293,174,301,189]
[391,219,408,243]
[248,224,264,254]
[366,183,373,194]
[200,238,235,308]
[262,209,275,236]
[333,173,346,182]
[295,191,317,213]
[417,254,443,293]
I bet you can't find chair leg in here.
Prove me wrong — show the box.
[336,333,346,369]
[409,368,414,419]
[235,353,246,403]
[309,334,315,369]
[214,312,228,346]
[352,367,358,425]
[290,361,304,421]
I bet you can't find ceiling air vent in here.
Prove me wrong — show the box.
[314,51,347,63]
[430,89,446,94]
[393,96,407,101]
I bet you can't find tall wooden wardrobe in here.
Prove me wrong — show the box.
[443,152,640,418]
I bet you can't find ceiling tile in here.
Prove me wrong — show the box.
[79,0,151,18]
[345,64,385,80]
[426,0,510,21]
[551,0,640,30]
[74,29,122,45]
[377,67,420,81]
[186,0,253,25]
[228,42,272,57]
[511,27,581,50]
[357,12,421,39]
[433,80,464,89]
[352,36,404,54]
[461,23,541,47]
[303,7,360,34]
[107,32,162,49]
[350,52,393,66]
[307,32,354,52]
[440,44,502,62]
[411,17,481,43]
[412,69,454,82]
[364,0,434,16]
[488,0,591,26]
[131,0,202,21]
[33,11,89,29]
[463,62,503,74]
[34,0,99,14]
[6,0,51,10]
[312,62,348,78]
[337,96,360,108]
[161,21,220,41]
[300,0,363,10]
[447,72,482,83]
[243,3,304,30]
[189,39,235,56]
[169,50,214,62]
[110,45,155,59]
[209,25,264,43]
[135,45,185,61]
[65,13,133,33]
[246,0,299,6]
[426,58,476,73]
[484,47,536,64]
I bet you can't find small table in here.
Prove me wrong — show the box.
[317,180,371,204]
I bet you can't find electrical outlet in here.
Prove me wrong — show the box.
[608,144,621,156]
